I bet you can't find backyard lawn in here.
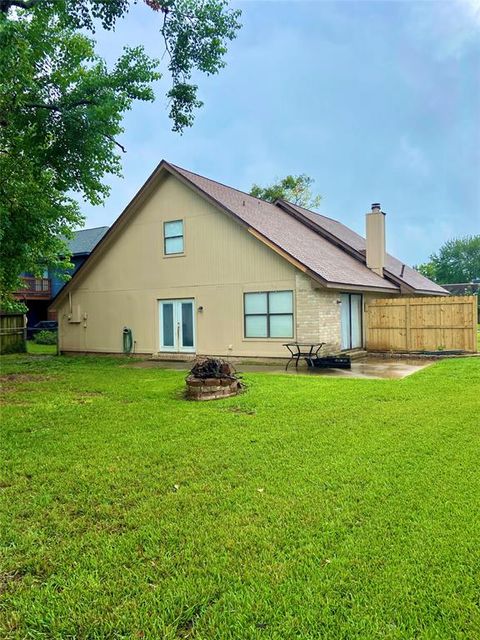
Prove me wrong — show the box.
[1,353,479,639]
[26,341,57,356]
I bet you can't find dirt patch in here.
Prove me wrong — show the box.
[0,374,53,403]
[0,373,51,383]
[0,396,32,407]
[0,569,25,595]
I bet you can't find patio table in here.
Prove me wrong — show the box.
[283,342,325,371]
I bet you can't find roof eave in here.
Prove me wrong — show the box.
[315,281,399,294]
[277,200,449,296]
[412,288,450,296]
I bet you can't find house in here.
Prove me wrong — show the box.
[440,282,479,296]
[14,226,109,327]
[49,161,447,358]
[49,227,110,298]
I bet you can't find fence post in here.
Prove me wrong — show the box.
[405,298,411,352]
[472,296,478,353]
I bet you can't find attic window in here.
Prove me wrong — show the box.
[164,220,184,255]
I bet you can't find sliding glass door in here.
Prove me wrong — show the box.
[340,293,363,350]
[159,299,195,352]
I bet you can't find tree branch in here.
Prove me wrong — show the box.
[104,134,126,153]
[160,9,172,61]
[23,99,97,111]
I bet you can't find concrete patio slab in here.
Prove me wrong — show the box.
[125,357,434,380]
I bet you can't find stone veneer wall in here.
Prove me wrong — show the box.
[295,273,342,354]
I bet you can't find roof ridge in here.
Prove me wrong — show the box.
[169,162,275,206]
[74,225,110,233]
[170,163,351,230]
[280,200,342,225]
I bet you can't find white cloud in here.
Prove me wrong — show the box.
[394,136,431,180]
[408,0,480,60]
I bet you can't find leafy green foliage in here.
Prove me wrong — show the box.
[0,297,28,314]
[415,235,480,284]
[250,174,322,209]
[0,355,479,637]
[33,330,57,345]
[0,5,158,294]
[0,0,241,296]
[161,0,241,131]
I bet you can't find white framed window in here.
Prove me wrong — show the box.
[164,220,184,255]
[244,291,294,338]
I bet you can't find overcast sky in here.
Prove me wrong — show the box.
[82,0,480,266]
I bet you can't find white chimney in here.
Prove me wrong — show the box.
[366,203,386,277]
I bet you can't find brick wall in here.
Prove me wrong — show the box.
[295,274,341,354]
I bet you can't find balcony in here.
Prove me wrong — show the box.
[13,277,52,300]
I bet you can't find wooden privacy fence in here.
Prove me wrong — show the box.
[0,312,26,354]
[366,296,477,353]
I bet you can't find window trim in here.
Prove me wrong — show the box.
[163,219,185,256]
[243,290,294,339]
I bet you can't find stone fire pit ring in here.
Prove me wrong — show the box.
[186,357,243,401]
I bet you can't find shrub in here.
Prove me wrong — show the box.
[34,330,57,345]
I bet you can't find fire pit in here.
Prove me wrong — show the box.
[186,357,242,401]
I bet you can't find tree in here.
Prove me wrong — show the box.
[249,174,322,210]
[415,235,480,284]
[0,0,241,300]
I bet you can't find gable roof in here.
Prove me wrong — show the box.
[169,163,446,294]
[68,226,109,256]
[50,160,447,307]
[169,164,398,291]
[279,202,448,295]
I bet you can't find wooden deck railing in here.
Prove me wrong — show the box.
[13,277,51,299]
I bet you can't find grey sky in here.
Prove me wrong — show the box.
[81,0,480,266]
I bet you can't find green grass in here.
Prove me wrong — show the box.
[26,341,57,355]
[1,354,479,639]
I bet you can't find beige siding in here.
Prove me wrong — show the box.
[57,175,301,357]
[56,174,408,358]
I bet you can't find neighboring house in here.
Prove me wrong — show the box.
[49,227,110,297]
[440,282,479,296]
[14,226,109,327]
[49,161,447,358]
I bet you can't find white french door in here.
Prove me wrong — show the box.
[159,299,195,352]
[340,293,363,350]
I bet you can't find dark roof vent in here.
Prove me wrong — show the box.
[371,203,381,212]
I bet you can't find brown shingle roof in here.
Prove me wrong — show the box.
[284,202,448,294]
[170,163,399,291]
[51,159,448,306]
[170,163,447,294]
